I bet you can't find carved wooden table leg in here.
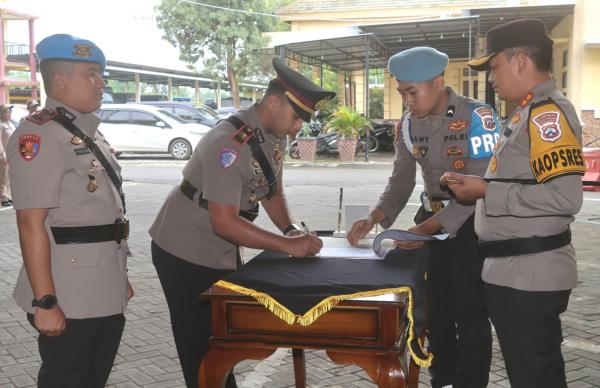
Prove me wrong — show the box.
[199,341,277,388]
[327,349,406,388]
[292,348,306,388]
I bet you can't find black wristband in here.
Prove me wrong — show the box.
[283,223,301,235]
[31,294,57,310]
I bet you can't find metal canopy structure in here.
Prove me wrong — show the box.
[105,61,267,91]
[272,4,575,72]
[361,16,479,60]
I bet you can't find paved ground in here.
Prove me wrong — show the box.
[1,154,600,387]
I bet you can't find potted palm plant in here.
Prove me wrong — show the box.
[325,107,372,162]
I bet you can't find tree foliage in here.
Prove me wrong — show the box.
[155,0,283,108]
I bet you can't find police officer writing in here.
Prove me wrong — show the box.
[348,47,499,388]
[8,34,133,388]
[149,58,332,388]
[442,19,584,388]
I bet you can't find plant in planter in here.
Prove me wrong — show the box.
[294,121,318,161]
[324,107,372,162]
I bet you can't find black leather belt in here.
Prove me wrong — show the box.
[51,219,129,244]
[179,179,259,222]
[478,229,571,258]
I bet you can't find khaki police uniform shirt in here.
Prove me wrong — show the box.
[377,88,500,234]
[8,97,129,319]
[0,120,15,161]
[476,80,583,291]
[149,104,286,270]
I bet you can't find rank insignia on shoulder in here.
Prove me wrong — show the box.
[219,147,239,169]
[449,120,467,132]
[230,124,254,147]
[19,134,41,161]
[26,109,57,125]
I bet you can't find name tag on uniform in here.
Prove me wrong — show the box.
[74,147,92,155]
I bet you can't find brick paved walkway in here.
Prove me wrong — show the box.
[1,167,600,387]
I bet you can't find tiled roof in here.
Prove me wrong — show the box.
[277,0,501,14]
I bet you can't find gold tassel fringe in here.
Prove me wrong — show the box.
[215,280,433,367]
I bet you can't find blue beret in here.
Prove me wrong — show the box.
[36,34,106,71]
[388,47,449,83]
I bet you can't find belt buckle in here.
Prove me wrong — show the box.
[429,199,444,213]
[123,218,130,241]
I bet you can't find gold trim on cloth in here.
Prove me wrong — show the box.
[284,91,315,114]
[215,280,433,367]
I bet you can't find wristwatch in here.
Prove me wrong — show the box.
[31,294,57,310]
[283,223,302,236]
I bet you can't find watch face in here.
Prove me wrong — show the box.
[35,295,57,309]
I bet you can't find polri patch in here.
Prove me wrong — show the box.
[219,148,239,169]
[19,134,41,161]
[26,109,57,125]
[474,107,496,131]
[446,145,463,158]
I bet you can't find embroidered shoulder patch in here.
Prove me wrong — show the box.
[474,107,496,131]
[529,100,585,183]
[26,109,57,125]
[219,147,239,169]
[230,124,254,147]
[19,134,41,161]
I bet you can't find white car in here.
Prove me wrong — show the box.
[96,104,210,159]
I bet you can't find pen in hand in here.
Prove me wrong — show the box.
[301,221,310,234]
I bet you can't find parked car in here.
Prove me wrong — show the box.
[133,101,219,127]
[96,104,210,160]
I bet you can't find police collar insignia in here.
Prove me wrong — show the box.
[446,105,456,117]
[453,159,465,170]
[19,134,41,161]
[26,108,57,125]
[73,44,93,58]
[519,92,534,108]
[219,147,239,169]
[511,111,521,124]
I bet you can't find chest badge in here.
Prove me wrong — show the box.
[71,136,83,145]
[448,120,467,132]
[490,155,498,173]
[511,112,521,124]
[453,159,465,170]
[87,177,98,192]
[446,145,464,158]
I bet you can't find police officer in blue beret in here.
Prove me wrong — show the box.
[8,34,132,387]
[349,46,499,388]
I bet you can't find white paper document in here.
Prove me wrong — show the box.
[316,237,387,260]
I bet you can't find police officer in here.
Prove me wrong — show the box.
[8,34,133,388]
[348,47,499,388]
[443,19,584,388]
[0,104,14,206]
[19,99,40,126]
[149,58,333,388]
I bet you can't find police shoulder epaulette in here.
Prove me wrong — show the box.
[528,98,585,183]
[229,122,254,147]
[26,108,57,125]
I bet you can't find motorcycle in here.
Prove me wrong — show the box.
[361,120,396,153]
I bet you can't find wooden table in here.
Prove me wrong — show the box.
[198,285,422,388]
